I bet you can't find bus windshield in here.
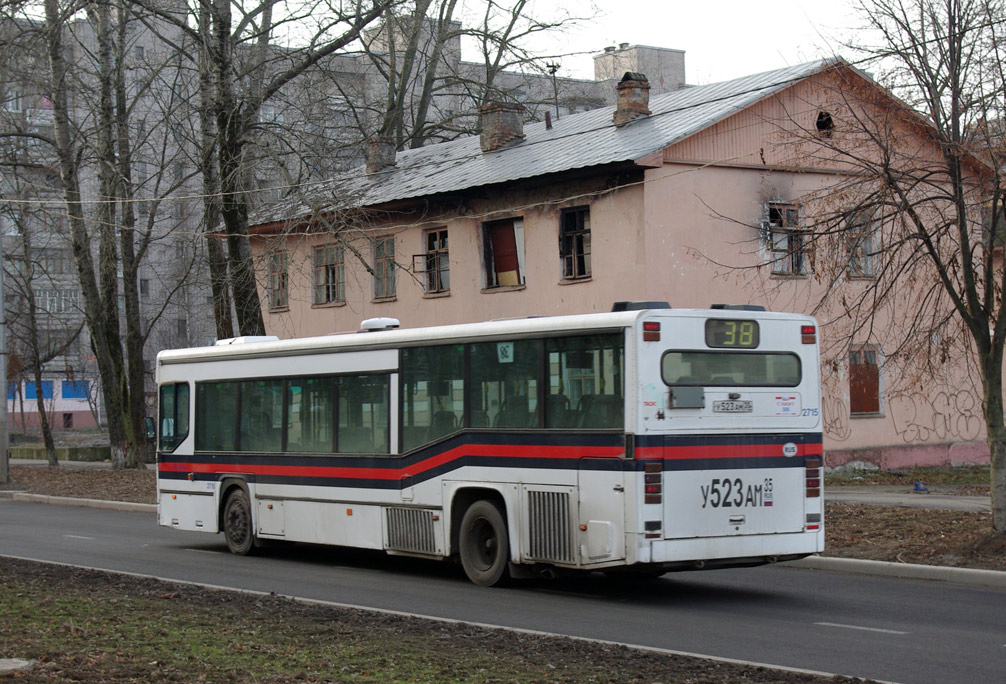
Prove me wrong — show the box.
[661,350,801,387]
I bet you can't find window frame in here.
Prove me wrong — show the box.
[764,202,811,276]
[373,236,396,300]
[846,209,877,278]
[313,244,345,305]
[559,206,591,281]
[268,251,289,310]
[423,228,450,294]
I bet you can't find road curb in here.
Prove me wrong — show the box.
[7,492,155,514]
[784,555,1006,589]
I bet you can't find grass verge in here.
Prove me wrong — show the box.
[0,557,871,684]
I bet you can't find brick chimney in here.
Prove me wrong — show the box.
[479,102,525,152]
[613,72,651,126]
[366,136,396,173]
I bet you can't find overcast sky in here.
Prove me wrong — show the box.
[536,0,864,84]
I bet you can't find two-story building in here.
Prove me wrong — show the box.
[247,58,993,469]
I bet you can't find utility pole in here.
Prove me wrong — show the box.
[547,63,560,119]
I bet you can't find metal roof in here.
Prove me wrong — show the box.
[250,59,839,227]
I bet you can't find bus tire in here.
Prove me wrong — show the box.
[459,500,510,586]
[223,488,256,556]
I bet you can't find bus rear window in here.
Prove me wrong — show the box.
[662,351,801,387]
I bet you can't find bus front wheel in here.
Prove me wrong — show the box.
[223,489,256,556]
[459,500,510,586]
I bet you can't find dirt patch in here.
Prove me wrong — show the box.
[1,464,155,504]
[0,557,878,684]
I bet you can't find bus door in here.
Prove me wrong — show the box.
[577,458,626,563]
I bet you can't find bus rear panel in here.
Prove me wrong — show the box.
[628,309,823,570]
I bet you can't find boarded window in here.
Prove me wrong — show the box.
[849,347,880,414]
[482,218,525,288]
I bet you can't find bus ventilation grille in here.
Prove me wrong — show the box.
[527,490,574,563]
[386,507,437,555]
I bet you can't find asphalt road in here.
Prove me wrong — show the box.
[2,498,1004,684]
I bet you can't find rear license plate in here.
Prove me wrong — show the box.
[713,400,752,413]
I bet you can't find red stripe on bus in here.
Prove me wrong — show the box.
[159,443,623,481]
[635,443,822,461]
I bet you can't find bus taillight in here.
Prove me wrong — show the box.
[643,321,661,342]
[644,461,662,504]
[805,456,821,498]
[801,325,817,344]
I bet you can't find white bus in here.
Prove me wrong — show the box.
[156,303,824,585]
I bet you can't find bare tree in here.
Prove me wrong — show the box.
[757,1,1006,532]
[1,193,83,464]
[181,0,398,336]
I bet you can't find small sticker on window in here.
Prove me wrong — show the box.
[497,342,514,363]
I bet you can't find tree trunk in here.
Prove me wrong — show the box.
[983,351,1006,532]
[211,0,265,337]
[198,1,234,340]
[88,2,130,468]
[114,0,149,466]
[31,358,57,466]
[46,0,128,469]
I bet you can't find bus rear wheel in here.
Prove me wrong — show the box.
[459,500,509,586]
[223,489,256,556]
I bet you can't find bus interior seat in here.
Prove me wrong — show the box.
[401,426,429,451]
[580,394,623,428]
[546,394,571,428]
[432,410,458,435]
[495,395,532,428]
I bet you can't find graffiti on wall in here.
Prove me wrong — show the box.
[822,395,852,441]
[889,390,982,443]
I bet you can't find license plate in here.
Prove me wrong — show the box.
[713,400,752,413]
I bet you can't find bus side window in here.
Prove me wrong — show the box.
[400,345,463,451]
[547,334,624,430]
[469,339,540,429]
[158,382,189,451]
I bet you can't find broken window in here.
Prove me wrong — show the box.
[482,218,525,288]
[816,111,835,137]
[424,228,450,293]
[313,244,345,305]
[764,203,810,276]
[373,236,396,299]
[849,346,881,415]
[560,207,591,280]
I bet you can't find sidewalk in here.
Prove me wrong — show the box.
[826,485,990,512]
[7,457,155,470]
